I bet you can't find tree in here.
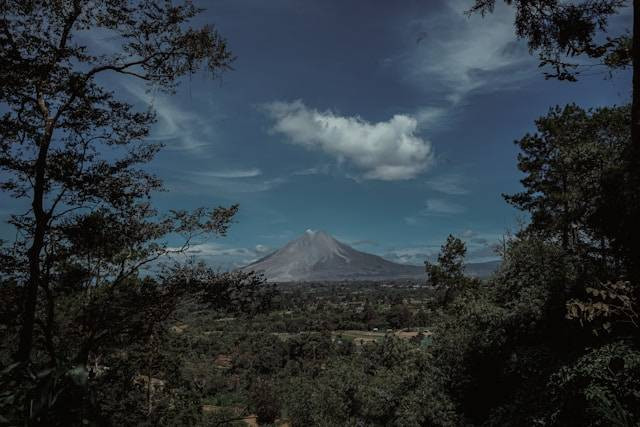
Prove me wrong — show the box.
[0,2,243,423]
[425,235,468,304]
[0,0,234,363]
[468,0,632,131]
[504,104,630,274]
[168,264,277,316]
[546,342,640,426]
[386,303,413,329]
[469,0,640,282]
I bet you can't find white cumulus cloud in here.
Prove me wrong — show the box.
[263,100,434,181]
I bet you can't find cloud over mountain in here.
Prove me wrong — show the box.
[264,100,433,180]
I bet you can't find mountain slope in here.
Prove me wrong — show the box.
[243,230,499,282]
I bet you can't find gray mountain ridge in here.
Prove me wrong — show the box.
[242,230,499,282]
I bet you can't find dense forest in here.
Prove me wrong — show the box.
[1,0,639,426]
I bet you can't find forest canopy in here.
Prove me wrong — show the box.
[1,0,638,426]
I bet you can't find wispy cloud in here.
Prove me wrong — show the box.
[383,245,438,265]
[169,242,273,270]
[458,229,503,262]
[404,216,419,226]
[263,100,434,181]
[179,173,287,194]
[192,168,262,179]
[425,173,469,195]
[405,0,534,105]
[124,84,217,153]
[187,244,255,258]
[466,242,500,262]
[177,166,285,194]
[292,164,333,176]
[402,198,466,226]
[421,198,466,216]
[385,228,502,266]
[384,240,499,265]
[259,230,295,240]
[255,244,272,254]
[414,106,449,130]
[350,239,379,247]
[461,229,477,239]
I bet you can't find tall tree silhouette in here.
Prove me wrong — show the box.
[505,104,629,275]
[0,0,235,363]
[470,0,639,281]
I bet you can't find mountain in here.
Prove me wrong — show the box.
[242,230,499,282]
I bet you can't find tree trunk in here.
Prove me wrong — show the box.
[562,175,569,251]
[16,122,53,362]
[634,0,640,150]
[631,0,640,283]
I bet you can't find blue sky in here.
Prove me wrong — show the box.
[0,0,632,268]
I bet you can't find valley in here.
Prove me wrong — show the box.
[171,281,438,425]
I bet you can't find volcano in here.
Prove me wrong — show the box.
[242,230,498,282]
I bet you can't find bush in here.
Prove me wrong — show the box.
[546,342,640,426]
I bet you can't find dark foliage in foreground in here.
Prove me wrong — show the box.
[1,0,639,426]
[0,0,239,425]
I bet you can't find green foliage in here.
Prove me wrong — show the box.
[493,236,578,334]
[505,104,629,267]
[471,0,640,281]
[0,1,242,424]
[567,281,639,336]
[0,362,93,426]
[0,0,237,367]
[547,342,640,426]
[426,235,467,285]
[468,0,630,81]
[199,270,277,316]
[425,234,601,425]
[282,337,458,426]
[0,0,637,424]
[415,100,640,425]
[385,303,413,329]
[426,234,472,305]
[249,378,280,424]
